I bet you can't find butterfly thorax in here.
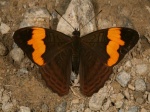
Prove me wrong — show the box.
[72,30,81,74]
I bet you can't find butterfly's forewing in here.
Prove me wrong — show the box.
[13,27,73,96]
[80,27,139,96]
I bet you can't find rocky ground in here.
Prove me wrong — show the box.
[0,0,150,112]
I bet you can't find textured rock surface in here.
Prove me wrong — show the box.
[57,0,96,36]
[116,71,131,87]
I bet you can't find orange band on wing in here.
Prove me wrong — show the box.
[27,28,46,66]
[107,28,125,66]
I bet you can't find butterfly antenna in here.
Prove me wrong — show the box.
[80,10,102,30]
[55,9,76,31]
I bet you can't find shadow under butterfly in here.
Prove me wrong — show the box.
[13,22,139,96]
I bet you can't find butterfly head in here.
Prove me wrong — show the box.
[72,28,80,37]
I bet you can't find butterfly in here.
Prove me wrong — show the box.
[13,27,139,96]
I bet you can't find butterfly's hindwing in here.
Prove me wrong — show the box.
[79,43,112,96]
[39,46,72,96]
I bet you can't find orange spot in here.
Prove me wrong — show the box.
[27,28,46,66]
[107,28,125,66]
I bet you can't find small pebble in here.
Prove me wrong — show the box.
[0,42,7,56]
[136,64,148,75]
[123,89,130,100]
[89,93,105,111]
[116,71,131,87]
[118,109,125,112]
[55,102,67,112]
[2,102,14,112]
[135,78,146,92]
[110,93,124,102]
[89,86,110,112]
[71,99,79,105]
[128,106,139,112]
[128,84,135,90]
[41,104,49,112]
[0,1,6,6]
[133,91,143,99]
[20,7,51,28]
[10,48,24,63]
[136,97,145,104]
[2,92,11,104]
[141,108,148,112]
[111,81,121,93]
[19,106,31,112]
[0,22,10,34]
[17,68,29,74]
[115,101,123,108]
[78,104,85,112]
[102,98,111,111]
[84,108,91,112]
[116,93,124,101]
[125,61,132,67]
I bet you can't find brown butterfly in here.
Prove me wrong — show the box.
[13,27,139,96]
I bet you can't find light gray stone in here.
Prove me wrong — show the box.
[110,93,124,102]
[55,102,67,112]
[20,7,51,28]
[119,109,125,112]
[136,64,148,75]
[135,79,146,92]
[115,101,123,108]
[116,71,131,87]
[19,106,31,112]
[17,68,29,74]
[0,22,10,34]
[2,102,14,112]
[10,48,24,63]
[128,106,139,112]
[89,86,109,111]
[57,0,96,36]
[41,104,49,112]
[89,93,104,111]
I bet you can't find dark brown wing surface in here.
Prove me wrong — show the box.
[13,27,72,96]
[39,46,72,96]
[80,27,139,96]
[79,44,113,96]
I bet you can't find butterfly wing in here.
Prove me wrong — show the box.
[80,27,139,96]
[13,27,73,96]
[39,46,72,96]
